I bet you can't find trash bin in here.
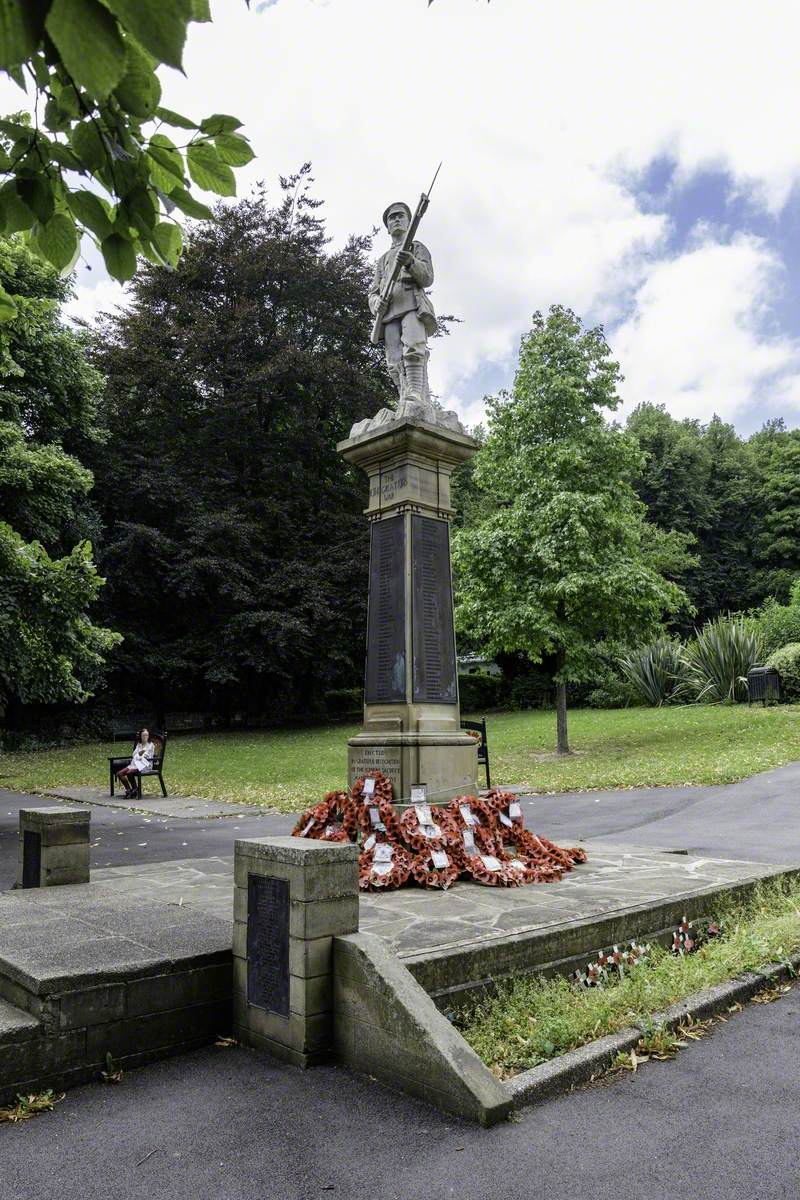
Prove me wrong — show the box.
[747,666,780,705]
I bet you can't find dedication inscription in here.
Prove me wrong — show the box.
[247,874,290,1016]
[411,515,457,703]
[22,830,41,889]
[365,514,406,704]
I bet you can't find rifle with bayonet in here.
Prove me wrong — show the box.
[370,162,442,346]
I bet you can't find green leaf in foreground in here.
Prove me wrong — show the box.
[152,220,182,267]
[67,189,113,240]
[104,0,190,70]
[114,40,162,118]
[45,0,127,99]
[35,212,79,271]
[187,142,235,196]
[214,133,255,167]
[0,0,43,69]
[101,232,137,282]
[168,187,214,220]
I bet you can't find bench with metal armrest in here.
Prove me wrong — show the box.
[108,732,169,798]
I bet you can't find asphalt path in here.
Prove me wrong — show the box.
[2,763,799,1198]
[2,975,799,1200]
[2,760,799,890]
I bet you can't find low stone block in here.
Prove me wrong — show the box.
[234,856,357,902]
[234,1002,330,1056]
[41,843,91,872]
[289,973,331,1018]
[125,964,232,1018]
[232,1022,324,1069]
[41,864,90,887]
[289,935,332,979]
[289,896,359,940]
[54,983,126,1030]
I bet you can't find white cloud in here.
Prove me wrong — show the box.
[4,0,800,426]
[611,231,800,425]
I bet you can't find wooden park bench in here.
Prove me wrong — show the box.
[460,716,491,789]
[108,732,169,799]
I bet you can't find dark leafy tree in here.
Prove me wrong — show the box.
[0,236,119,719]
[89,173,395,722]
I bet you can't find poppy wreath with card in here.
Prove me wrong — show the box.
[399,804,460,855]
[290,791,354,843]
[445,795,502,858]
[460,848,526,887]
[351,772,404,843]
[358,839,413,891]
[410,847,461,890]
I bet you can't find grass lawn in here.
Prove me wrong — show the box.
[0,704,798,813]
[457,875,800,1077]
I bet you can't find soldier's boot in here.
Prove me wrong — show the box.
[402,356,426,404]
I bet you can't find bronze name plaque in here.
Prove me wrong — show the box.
[22,830,41,889]
[247,875,290,1016]
[411,515,457,704]
[365,514,406,704]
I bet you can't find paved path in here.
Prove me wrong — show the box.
[3,976,799,1200]
[3,761,799,890]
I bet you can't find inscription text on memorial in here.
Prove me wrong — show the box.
[247,874,290,1016]
[365,515,406,704]
[411,515,457,704]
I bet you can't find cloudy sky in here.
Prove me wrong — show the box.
[11,0,800,433]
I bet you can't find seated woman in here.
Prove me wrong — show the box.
[116,728,155,798]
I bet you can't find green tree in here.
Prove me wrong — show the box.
[749,420,800,602]
[454,306,689,753]
[0,522,119,713]
[0,236,119,720]
[627,404,759,624]
[88,174,395,722]
[0,1,253,310]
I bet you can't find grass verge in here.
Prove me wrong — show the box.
[0,704,797,812]
[456,876,800,1079]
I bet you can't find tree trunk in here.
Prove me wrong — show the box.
[554,643,571,755]
[555,680,570,754]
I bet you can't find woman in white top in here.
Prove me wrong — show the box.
[116,728,155,797]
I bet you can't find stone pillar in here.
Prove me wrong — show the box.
[337,415,479,803]
[17,807,91,888]
[233,837,359,1067]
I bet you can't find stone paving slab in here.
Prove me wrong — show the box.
[0,885,231,995]
[42,786,259,820]
[91,842,794,965]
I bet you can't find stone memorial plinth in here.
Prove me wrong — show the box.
[338,415,478,803]
[17,807,91,888]
[233,837,359,1067]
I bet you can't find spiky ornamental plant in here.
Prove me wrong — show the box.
[453,306,689,754]
[618,637,689,707]
[684,615,762,703]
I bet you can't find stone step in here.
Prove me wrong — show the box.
[0,995,40,1044]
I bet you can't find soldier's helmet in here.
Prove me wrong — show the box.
[382,201,412,228]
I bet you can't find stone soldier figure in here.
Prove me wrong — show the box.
[369,200,437,417]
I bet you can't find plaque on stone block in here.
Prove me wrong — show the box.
[247,874,290,1017]
[411,515,457,703]
[22,830,41,889]
[365,515,406,704]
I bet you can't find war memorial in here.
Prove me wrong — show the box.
[0,189,797,1128]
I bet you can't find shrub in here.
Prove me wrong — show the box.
[765,643,800,703]
[458,672,505,712]
[684,615,761,703]
[755,599,800,658]
[508,673,552,710]
[618,637,688,706]
[324,688,363,719]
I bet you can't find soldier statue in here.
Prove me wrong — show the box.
[369,201,437,418]
[348,175,464,439]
